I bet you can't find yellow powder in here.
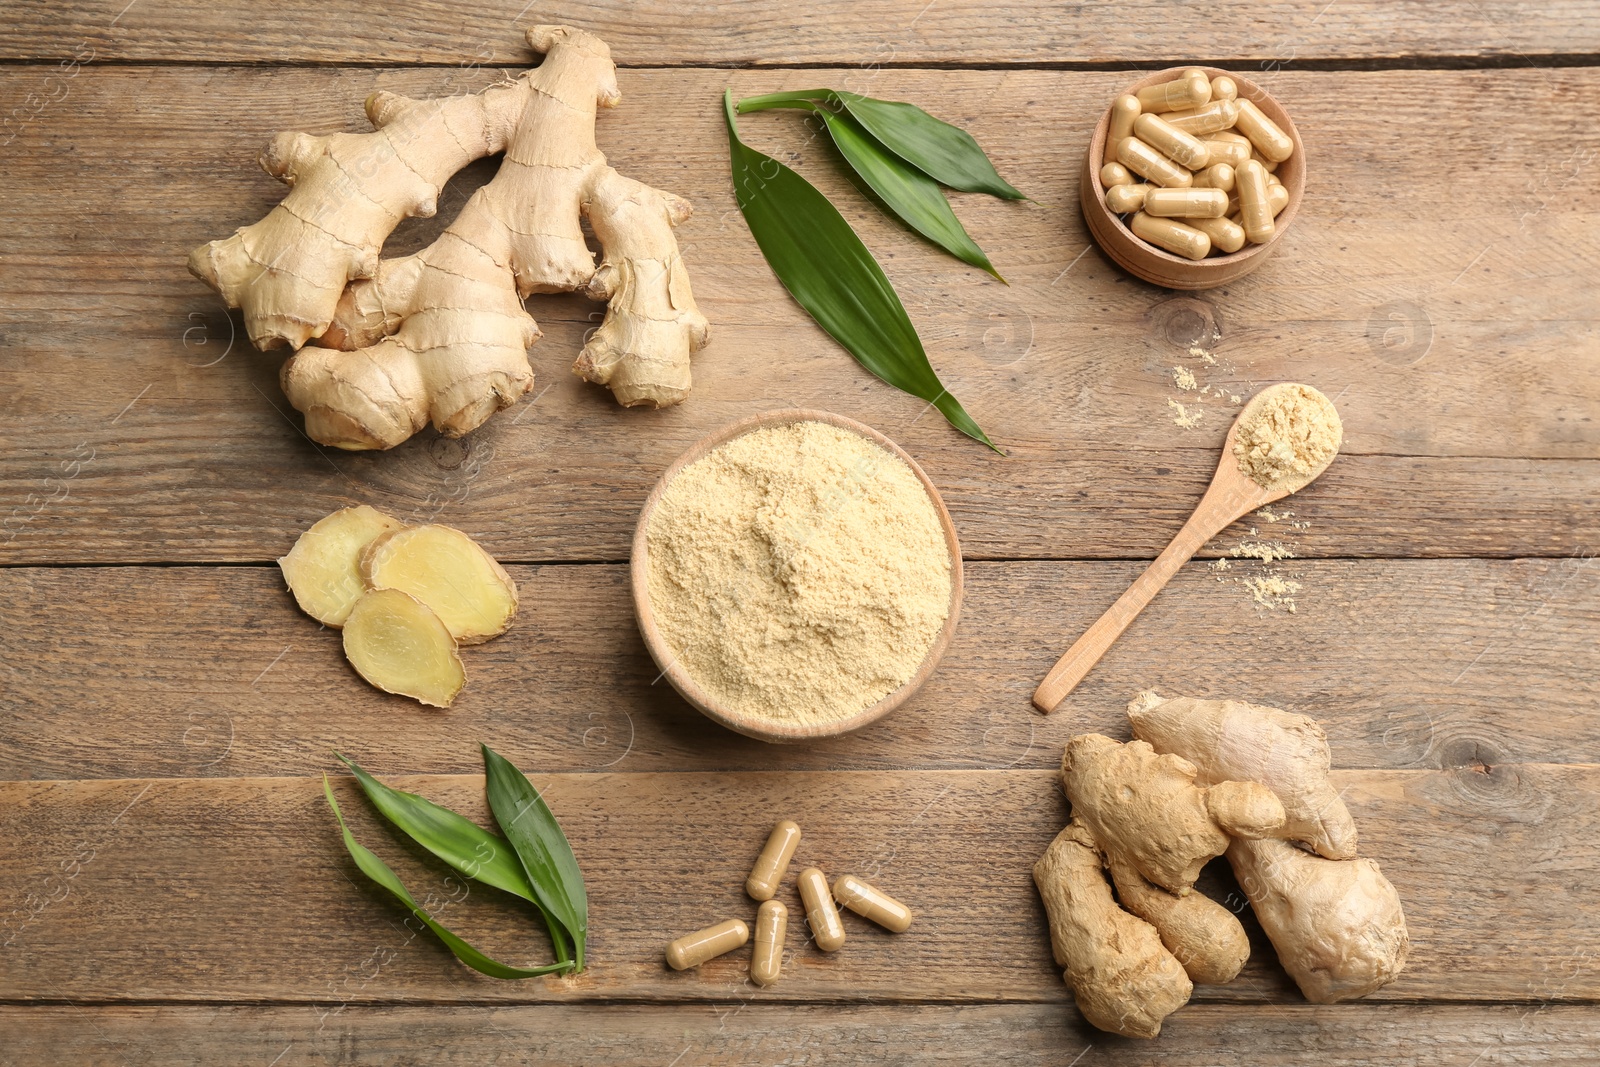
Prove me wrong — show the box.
[1168,399,1202,429]
[1233,383,1342,491]
[1242,575,1302,612]
[645,421,952,726]
[1173,365,1197,391]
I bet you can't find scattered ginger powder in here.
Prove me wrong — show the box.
[645,421,952,726]
[1232,383,1343,492]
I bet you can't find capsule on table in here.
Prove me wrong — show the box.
[1117,136,1194,188]
[1131,212,1212,261]
[1210,75,1238,102]
[1099,162,1134,188]
[1144,187,1229,219]
[1235,159,1275,244]
[666,918,750,971]
[797,867,846,952]
[1135,69,1211,113]
[1199,136,1251,169]
[745,819,802,901]
[1189,215,1247,254]
[1267,181,1290,216]
[1192,163,1235,193]
[1104,182,1151,213]
[1105,94,1142,165]
[1234,99,1294,162]
[833,874,914,933]
[749,899,788,987]
[1158,99,1240,136]
[1133,113,1210,170]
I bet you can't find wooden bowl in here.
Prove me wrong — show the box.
[1081,67,1306,290]
[630,409,964,743]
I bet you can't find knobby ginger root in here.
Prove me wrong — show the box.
[342,589,466,708]
[1105,857,1251,986]
[1033,820,1192,1039]
[191,26,708,451]
[361,524,518,645]
[277,505,405,626]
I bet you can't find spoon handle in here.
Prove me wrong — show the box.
[1032,499,1236,713]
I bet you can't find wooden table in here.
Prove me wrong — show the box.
[3,3,1598,1062]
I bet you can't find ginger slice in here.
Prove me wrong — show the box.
[277,505,406,627]
[342,589,465,708]
[360,525,518,645]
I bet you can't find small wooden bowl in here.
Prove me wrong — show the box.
[631,409,964,743]
[1082,67,1306,290]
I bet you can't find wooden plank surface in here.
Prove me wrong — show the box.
[2,767,1595,1004]
[3,67,1598,564]
[3,558,1596,781]
[4,1003,1597,1066]
[5,2,1600,66]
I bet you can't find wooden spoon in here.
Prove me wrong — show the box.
[1032,384,1341,713]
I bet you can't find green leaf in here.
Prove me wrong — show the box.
[722,91,1000,452]
[481,745,589,971]
[334,752,571,964]
[739,89,1024,199]
[814,108,1004,281]
[322,777,572,980]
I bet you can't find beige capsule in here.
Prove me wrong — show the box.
[1267,181,1290,216]
[1105,182,1151,213]
[745,819,801,902]
[1211,75,1239,102]
[1105,94,1141,165]
[666,918,750,971]
[1099,162,1134,188]
[1192,162,1235,193]
[1251,148,1281,173]
[833,875,914,933]
[1158,98,1240,137]
[1200,136,1251,169]
[1136,69,1211,113]
[1144,187,1229,219]
[1131,212,1212,260]
[1117,136,1194,189]
[749,899,788,987]
[797,867,846,952]
[1133,113,1210,170]
[1190,214,1247,254]
[1234,99,1294,162]
[1236,159,1275,244]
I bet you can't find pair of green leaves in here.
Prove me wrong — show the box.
[323,745,588,979]
[724,89,1022,453]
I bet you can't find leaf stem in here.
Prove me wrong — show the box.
[735,89,832,113]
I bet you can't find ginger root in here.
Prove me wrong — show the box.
[191,26,708,450]
[361,524,518,645]
[277,505,405,626]
[342,588,465,708]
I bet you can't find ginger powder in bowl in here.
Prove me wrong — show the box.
[632,410,962,742]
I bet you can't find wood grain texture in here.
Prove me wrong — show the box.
[3,1003,1597,1065]
[2,67,1597,563]
[1,767,1595,1003]
[3,558,1596,781]
[4,2,1599,65]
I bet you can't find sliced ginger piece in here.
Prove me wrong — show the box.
[278,505,407,626]
[342,589,465,708]
[360,524,518,644]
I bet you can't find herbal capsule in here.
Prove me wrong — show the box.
[1211,75,1239,102]
[1131,212,1212,260]
[1192,163,1235,193]
[1105,94,1141,165]
[1144,187,1228,219]
[1099,162,1134,188]
[1158,99,1240,136]
[1267,182,1290,216]
[1236,160,1275,244]
[1118,136,1194,188]
[1190,215,1247,254]
[1105,182,1151,213]
[666,918,749,970]
[1252,149,1281,173]
[1133,113,1210,170]
[1135,69,1211,113]
[1200,136,1251,169]
[1234,99,1293,162]
[833,874,914,933]
[745,819,801,901]
[749,899,788,987]
[797,867,846,952]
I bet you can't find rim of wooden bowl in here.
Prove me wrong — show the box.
[629,408,965,744]
[1082,66,1306,288]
